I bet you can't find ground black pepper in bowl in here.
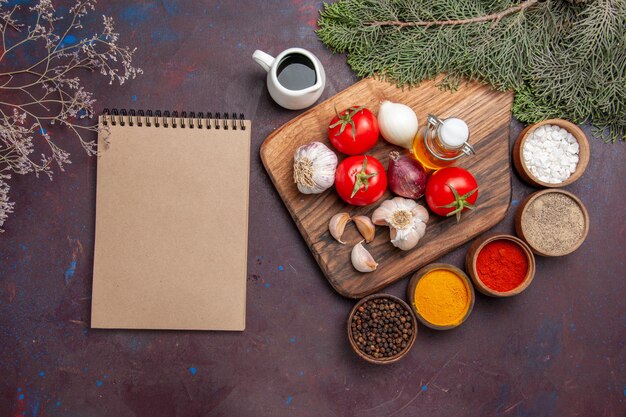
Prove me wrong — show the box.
[348,294,417,364]
[516,189,589,257]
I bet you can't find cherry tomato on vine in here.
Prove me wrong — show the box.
[328,106,379,155]
[335,155,387,206]
[425,167,478,222]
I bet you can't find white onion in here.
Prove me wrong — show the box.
[377,101,418,149]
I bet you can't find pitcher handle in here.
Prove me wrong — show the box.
[252,50,275,73]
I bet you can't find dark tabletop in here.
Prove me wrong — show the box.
[1,1,624,416]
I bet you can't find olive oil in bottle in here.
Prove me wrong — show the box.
[412,115,475,171]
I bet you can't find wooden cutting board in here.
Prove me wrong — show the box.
[261,77,513,299]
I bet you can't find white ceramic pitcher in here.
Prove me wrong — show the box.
[253,48,326,110]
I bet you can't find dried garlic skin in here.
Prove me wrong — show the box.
[293,142,338,194]
[372,197,428,251]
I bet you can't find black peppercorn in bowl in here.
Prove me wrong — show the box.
[347,293,418,365]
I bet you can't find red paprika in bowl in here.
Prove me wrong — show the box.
[465,234,536,297]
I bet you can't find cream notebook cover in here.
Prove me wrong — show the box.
[92,111,251,330]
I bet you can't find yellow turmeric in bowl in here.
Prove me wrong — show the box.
[413,269,470,327]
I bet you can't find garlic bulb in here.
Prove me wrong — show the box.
[351,241,378,273]
[377,101,418,149]
[293,142,338,194]
[372,197,428,251]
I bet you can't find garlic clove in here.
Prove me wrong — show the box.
[372,199,396,225]
[394,196,417,211]
[390,228,417,251]
[328,212,351,244]
[390,221,426,251]
[351,241,378,273]
[371,209,388,226]
[353,215,375,243]
[411,204,429,223]
[414,220,427,240]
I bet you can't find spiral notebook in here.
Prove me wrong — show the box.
[91,110,251,331]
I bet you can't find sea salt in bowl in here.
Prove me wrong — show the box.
[512,119,589,188]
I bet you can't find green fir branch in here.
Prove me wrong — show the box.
[317,0,626,142]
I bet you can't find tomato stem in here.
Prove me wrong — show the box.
[329,105,365,142]
[438,184,478,222]
[351,156,378,198]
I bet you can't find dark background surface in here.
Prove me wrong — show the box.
[1,1,624,416]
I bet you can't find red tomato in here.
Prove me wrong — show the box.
[425,167,478,222]
[328,106,379,155]
[335,155,387,206]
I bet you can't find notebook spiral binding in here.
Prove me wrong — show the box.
[101,109,246,130]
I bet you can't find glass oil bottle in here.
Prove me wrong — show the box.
[412,114,475,171]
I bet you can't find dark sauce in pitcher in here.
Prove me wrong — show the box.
[276,54,317,90]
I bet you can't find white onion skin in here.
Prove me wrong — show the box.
[387,151,427,199]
